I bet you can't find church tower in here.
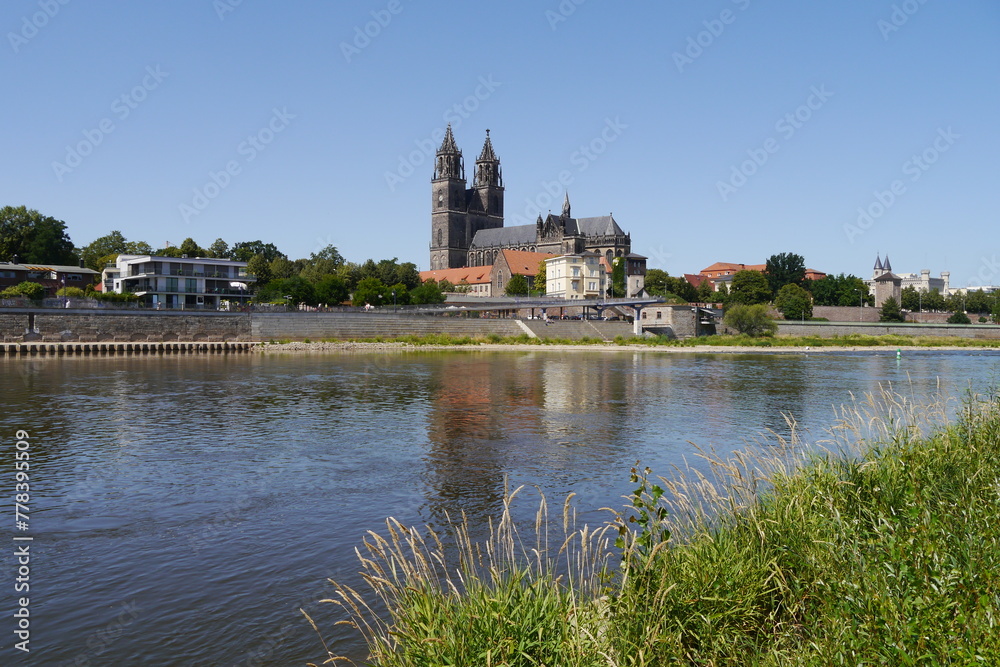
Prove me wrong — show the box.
[430,125,468,270]
[430,127,505,270]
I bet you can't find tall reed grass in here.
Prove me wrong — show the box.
[308,387,1000,665]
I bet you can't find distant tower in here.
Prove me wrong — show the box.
[873,254,885,278]
[430,127,504,270]
[430,125,468,270]
[561,191,571,218]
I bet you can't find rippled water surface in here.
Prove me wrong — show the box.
[2,348,998,665]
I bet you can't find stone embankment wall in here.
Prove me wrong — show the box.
[776,321,1000,339]
[811,306,958,324]
[251,312,524,341]
[0,309,250,343]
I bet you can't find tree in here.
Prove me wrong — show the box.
[207,238,229,259]
[947,311,971,324]
[158,246,183,258]
[879,296,905,322]
[993,299,1000,324]
[965,289,991,315]
[696,280,715,303]
[271,276,316,306]
[805,273,871,307]
[0,205,77,265]
[723,304,777,336]
[231,241,285,263]
[774,283,813,320]
[765,252,806,296]
[352,277,390,307]
[505,274,530,296]
[644,268,669,297]
[56,286,87,298]
[314,274,349,305]
[269,256,295,280]
[729,270,771,305]
[610,257,625,297]
[179,237,204,257]
[922,289,946,312]
[411,279,447,304]
[534,260,547,294]
[300,245,345,283]
[246,255,272,286]
[81,230,128,270]
[900,285,921,312]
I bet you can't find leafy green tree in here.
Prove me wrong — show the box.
[246,255,272,285]
[775,283,813,320]
[387,283,411,307]
[179,237,204,257]
[505,274,530,296]
[644,268,669,297]
[947,310,971,324]
[269,256,295,280]
[314,274,349,305]
[158,246,183,257]
[207,238,229,259]
[0,205,77,265]
[231,241,285,263]
[352,277,389,307]
[81,230,128,270]
[993,299,1000,324]
[765,252,806,295]
[696,280,715,303]
[965,289,991,315]
[610,257,625,297]
[922,289,946,312]
[879,296,905,322]
[534,260,547,294]
[900,285,921,312]
[261,276,316,305]
[729,270,771,305]
[1,281,46,300]
[438,279,455,293]
[300,245,345,283]
[723,304,777,336]
[805,273,871,307]
[411,279,447,304]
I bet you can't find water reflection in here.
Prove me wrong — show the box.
[1,349,998,665]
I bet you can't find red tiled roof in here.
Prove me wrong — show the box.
[499,250,555,276]
[419,266,492,285]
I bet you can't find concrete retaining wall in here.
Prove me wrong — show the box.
[776,321,1000,339]
[0,309,251,343]
[251,312,525,341]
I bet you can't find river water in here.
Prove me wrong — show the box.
[1,348,998,665]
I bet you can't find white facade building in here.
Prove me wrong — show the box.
[545,252,606,300]
[106,254,254,309]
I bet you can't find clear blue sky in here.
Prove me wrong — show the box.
[3,1,998,286]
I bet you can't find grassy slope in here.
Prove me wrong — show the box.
[315,391,1000,666]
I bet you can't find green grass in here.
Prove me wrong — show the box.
[311,389,1000,665]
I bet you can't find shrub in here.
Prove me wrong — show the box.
[1,281,45,300]
[947,311,971,324]
[723,304,777,336]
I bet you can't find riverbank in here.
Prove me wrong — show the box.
[319,389,1000,665]
[258,335,1000,354]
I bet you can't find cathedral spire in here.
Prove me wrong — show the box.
[883,254,892,272]
[474,129,502,187]
[562,191,571,218]
[434,124,463,180]
[874,254,883,271]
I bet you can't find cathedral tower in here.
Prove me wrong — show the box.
[430,127,504,270]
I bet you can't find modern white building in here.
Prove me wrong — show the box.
[545,252,606,299]
[104,254,254,309]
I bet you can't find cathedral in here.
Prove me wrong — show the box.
[429,127,632,270]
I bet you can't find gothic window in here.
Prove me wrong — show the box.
[605,249,613,262]
[437,229,443,247]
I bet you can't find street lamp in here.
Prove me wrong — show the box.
[392,289,396,313]
[855,288,862,321]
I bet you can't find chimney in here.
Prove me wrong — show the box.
[79,258,85,268]
[12,254,19,265]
